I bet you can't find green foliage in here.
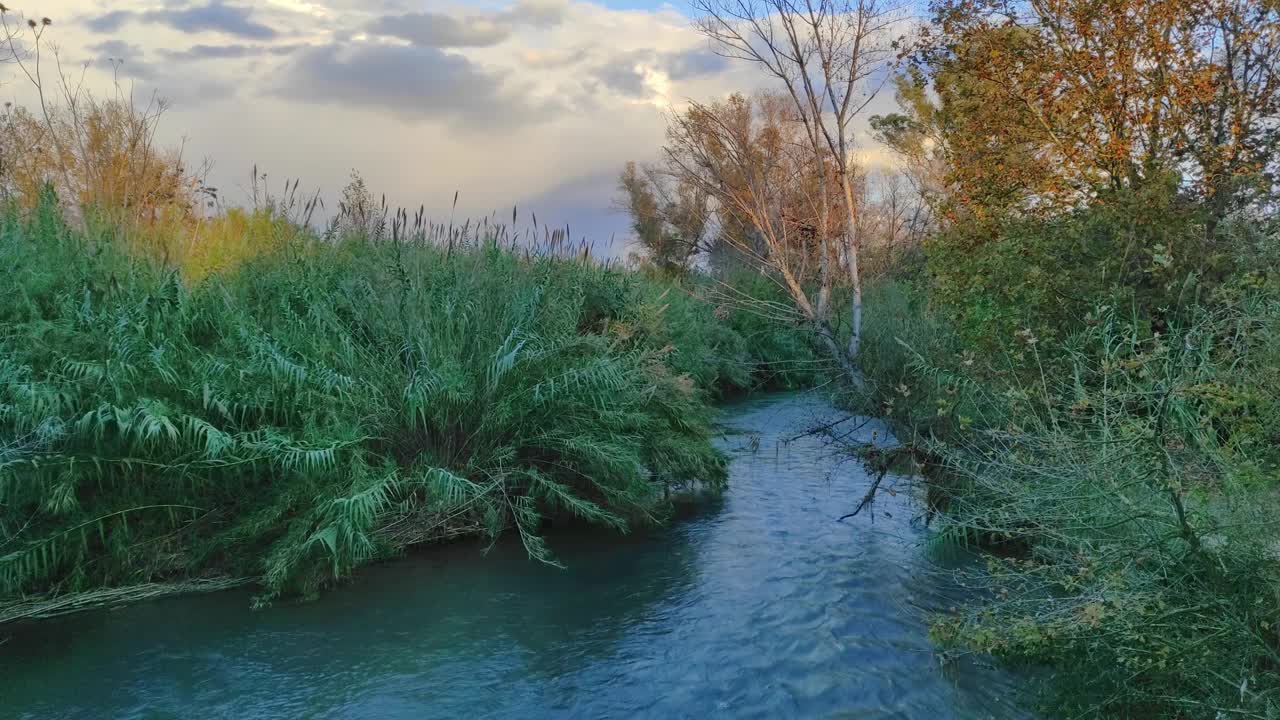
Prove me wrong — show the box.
[626,268,823,397]
[926,178,1221,357]
[850,279,985,441]
[0,194,816,606]
[859,213,1280,716]
[925,298,1280,717]
[860,2,1280,709]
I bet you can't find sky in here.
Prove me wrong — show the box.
[5,0,903,252]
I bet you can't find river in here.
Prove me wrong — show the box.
[0,393,1032,719]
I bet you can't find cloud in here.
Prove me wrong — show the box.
[274,42,555,129]
[159,43,302,61]
[366,13,510,48]
[591,47,728,98]
[664,47,727,80]
[518,48,590,70]
[86,2,278,40]
[594,62,649,98]
[57,0,759,243]
[82,41,236,107]
[86,11,134,34]
[365,0,567,48]
[88,40,148,62]
[504,0,569,28]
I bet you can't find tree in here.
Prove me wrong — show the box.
[1182,0,1280,236]
[869,69,951,224]
[616,160,713,273]
[691,0,902,365]
[913,0,1280,229]
[866,0,1280,350]
[856,168,933,275]
[662,91,861,378]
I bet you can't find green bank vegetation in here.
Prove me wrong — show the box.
[0,191,820,618]
[858,213,1280,718]
[854,2,1280,717]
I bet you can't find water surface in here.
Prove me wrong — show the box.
[0,393,1030,719]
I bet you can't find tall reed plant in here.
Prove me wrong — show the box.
[0,193,815,610]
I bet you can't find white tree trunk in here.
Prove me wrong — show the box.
[839,170,863,363]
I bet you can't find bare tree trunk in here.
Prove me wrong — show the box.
[818,318,861,381]
[815,150,833,322]
[839,170,863,361]
[770,243,859,381]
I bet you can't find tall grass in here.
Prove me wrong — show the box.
[0,193,820,611]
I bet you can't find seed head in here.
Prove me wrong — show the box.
[27,18,36,28]
[0,5,8,14]
[42,17,52,26]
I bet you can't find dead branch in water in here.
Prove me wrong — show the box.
[838,466,890,521]
[0,577,250,625]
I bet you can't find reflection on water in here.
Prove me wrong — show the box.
[0,393,1032,719]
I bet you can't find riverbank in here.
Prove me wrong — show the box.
[849,260,1280,717]
[0,197,825,619]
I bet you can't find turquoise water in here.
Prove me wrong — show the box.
[0,393,1030,719]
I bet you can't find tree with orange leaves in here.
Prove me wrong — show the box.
[903,0,1279,231]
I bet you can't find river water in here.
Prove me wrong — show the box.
[0,393,1032,719]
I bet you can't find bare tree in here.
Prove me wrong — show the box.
[861,169,931,275]
[691,0,901,368]
[664,91,862,378]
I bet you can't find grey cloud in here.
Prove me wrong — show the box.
[88,40,147,61]
[664,47,727,80]
[86,2,278,40]
[89,54,237,107]
[86,11,133,33]
[366,13,510,48]
[592,48,728,97]
[82,37,238,106]
[366,0,566,48]
[593,63,648,98]
[503,0,569,28]
[274,43,554,130]
[160,43,302,61]
[523,169,635,255]
[155,77,238,107]
[83,40,163,83]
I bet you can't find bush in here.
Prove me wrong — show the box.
[926,179,1213,358]
[917,299,1280,717]
[854,205,1280,716]
[0,98,204,227]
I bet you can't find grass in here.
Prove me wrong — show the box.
[0,194,822,612]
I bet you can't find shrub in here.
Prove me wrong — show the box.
[922,298,1280,717]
